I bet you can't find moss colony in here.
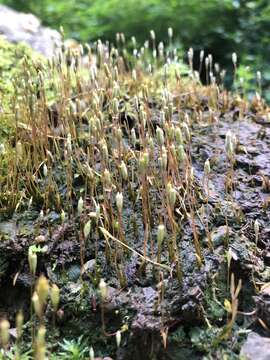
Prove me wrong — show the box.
[0,31,270,359]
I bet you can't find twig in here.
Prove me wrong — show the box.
[99,227,170,271]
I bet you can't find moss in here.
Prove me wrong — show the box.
[0,36,43,142]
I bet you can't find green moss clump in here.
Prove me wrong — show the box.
[0,36,42,142]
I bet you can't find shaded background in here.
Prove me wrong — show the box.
[1,0,270,98]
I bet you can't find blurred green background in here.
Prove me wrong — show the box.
[1,0,270,98]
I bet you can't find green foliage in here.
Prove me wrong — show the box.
[190,326,220,353]
[57,336,89,360]
[0,348,32,359]
[28,244,48,254]
[0,0,236,48]
[169,326,187,344]
[1,0,270,99]
[235,64,257,99]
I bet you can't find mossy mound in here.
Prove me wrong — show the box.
[0,36,42,142]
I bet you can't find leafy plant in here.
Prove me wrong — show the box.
[0,348,32,360]
[57,336,89,360]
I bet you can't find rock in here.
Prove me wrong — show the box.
[211,226,230,247]
[67,264,81,282]
[240,332,270,360]
[81,259,96,275]
[103,286,129,312]
[0,256,9,277]
[254,292,270,328]
[0,5,61,57]
[203,226,232,247]
[0,221,17,241]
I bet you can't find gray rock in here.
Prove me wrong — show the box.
[81,259,96,275]
[203,225,233,247]
[0,221,17,240]
[0,5,61,57]
[240,332,270,360]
